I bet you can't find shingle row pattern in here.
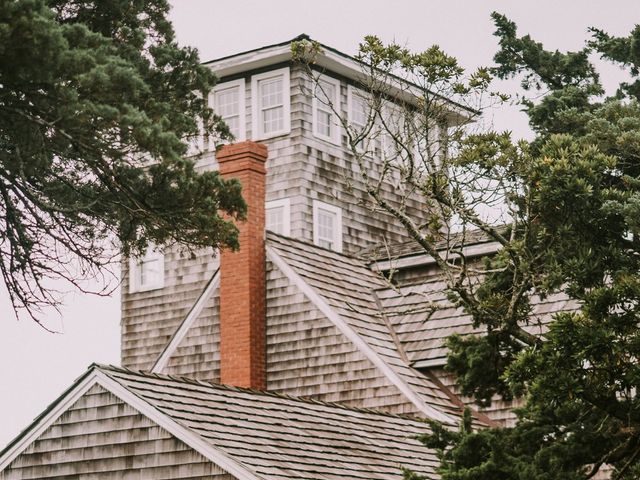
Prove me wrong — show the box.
[102,365,441,480]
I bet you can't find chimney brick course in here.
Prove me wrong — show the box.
[218,141,268,390]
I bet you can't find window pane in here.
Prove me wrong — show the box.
[266,206,284,235]
[262,106,283,133]
[216,87,239,117]
[215,87,240,139]
[139,258,162,287]
[317,110,332,137]
[224,116,239,138]
[351,95,367,127]
[318,80,335,105]
[317,209,335,247]
[260,77,283,108]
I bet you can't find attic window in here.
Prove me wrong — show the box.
[313,200,342,252]
[266,198,291,236]
[129,245,165,293]
[252,68,291,140]
[212,79,245,142]
[312,75,341,145]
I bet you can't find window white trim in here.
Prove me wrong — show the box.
[129,246,165,293]
[251,67,291,140]
[347,85,367,130]
[266,198,291,236]
[312,200,343,253]
[312,75,341,145]
[211,78,246,143]
[348,85,379,156]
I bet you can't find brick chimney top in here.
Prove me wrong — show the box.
[218,141,268,390]
[217,142,268,176]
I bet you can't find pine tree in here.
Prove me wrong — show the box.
[421,15,640,480]
[0,0,245,322]
[297,14,640,479]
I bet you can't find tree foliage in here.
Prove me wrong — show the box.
[297,13,640,480]
[0,0,245,323]
[432,15,640,480]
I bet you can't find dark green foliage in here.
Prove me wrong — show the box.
[0,0,245,322]
[296,24,640,478]
[424,14,640,480]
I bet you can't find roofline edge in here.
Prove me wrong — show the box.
[0,366,99,471]
[266,244,457,425]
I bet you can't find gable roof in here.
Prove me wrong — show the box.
[1,364,442,480]
[377,277,580,370]
[354,231,581,369]
[265,233,492,427]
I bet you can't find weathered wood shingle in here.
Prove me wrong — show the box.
[1,383,234,480]
[102,365,442,480]
[377,278,579,368]
[266,233,471,423]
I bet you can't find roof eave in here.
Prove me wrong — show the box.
[0,365,263,480]
[370,240,501,272]
[204,35,478,123]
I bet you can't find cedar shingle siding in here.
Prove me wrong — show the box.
[1,384,234,480]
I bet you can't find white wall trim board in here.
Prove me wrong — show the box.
[370,241,501,272]
[266,244,456,425]
[151,269,221,373]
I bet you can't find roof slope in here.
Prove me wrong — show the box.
[101,365,441,480]
[265,233,479,425]
[378,278,580,368]
[357,229,495,261]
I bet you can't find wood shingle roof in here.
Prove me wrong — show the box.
[1,364,444,479]
[101,365,443,480]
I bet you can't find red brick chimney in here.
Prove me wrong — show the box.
[218,141,268,390]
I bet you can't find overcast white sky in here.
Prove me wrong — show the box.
[1,0,638,448]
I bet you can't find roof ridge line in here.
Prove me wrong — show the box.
[95,364,435,423]
[266,231,365,262]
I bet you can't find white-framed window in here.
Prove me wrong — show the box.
[347,85,378,155]
[348,85,368,131]
[251,68,291,140]
[266,198,291,236]
[129,245,165,293]
[312,75,341,145]
[211,79,245,142]
[312,200,343,252]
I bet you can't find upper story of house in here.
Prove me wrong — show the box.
[186,34,472,255]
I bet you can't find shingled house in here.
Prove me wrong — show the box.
[0,36,574,479]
